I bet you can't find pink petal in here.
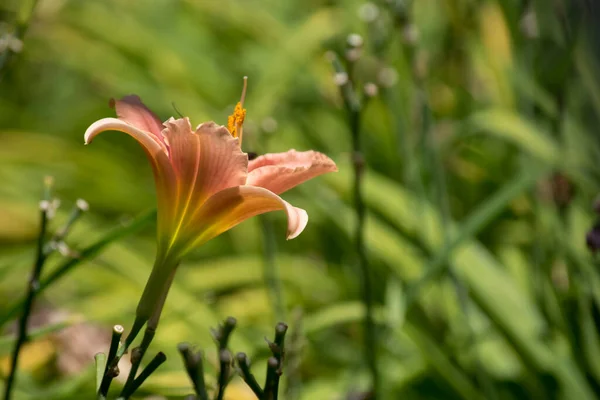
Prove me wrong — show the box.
[84,117,166,154]
[180,185,308,252]
[247,149,338,194]
[111,95,166,144]
[84,117,176,249]
[162,119,248,242]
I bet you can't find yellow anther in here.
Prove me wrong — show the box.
[227,76,248,144]
[227,102,246,138]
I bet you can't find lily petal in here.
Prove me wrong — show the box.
[84,117,166,153]
[193,121,248,203]
[182,185,308,252]
[84,117,176,250]
[247,150,338,194]
[111,95,166,142]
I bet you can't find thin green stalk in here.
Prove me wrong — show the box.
[260,215,285,321]
[120,352,166,399]
[97,325,124,398]
[0,0,39,79]
[178,343,209,400]
[214,317,236,399]
[216,350,232,400]
[236,353,264,398]
[0,209,156,328]
[3,179,52,400]
[120,326,156,398]
[330,54,379,398]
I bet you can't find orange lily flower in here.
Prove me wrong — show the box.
[84,91,337,329]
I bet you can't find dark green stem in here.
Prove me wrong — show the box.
[178,343,208,400]
[263,358,280,400]
[331,54,379,398]
[120,352,166,398]
[236,353,264,398]
[3,179,51,400]
[97,325,124,398]
[216,350,232,400]
[120,326,156,398]
[260,215,286,321]
[0,0,39,79]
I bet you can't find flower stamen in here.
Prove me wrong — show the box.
[227,76,248,144]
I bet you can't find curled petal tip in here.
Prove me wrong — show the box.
[286,207,308,240]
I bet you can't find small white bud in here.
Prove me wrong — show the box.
[345,48,362,62]
[39,200,50,211]
[402,24,419,45]
[76,199,89,212]
[358,3,380,22]
[57,242,71,257]
[333,72,349,86]
[347,33,364,48]
[364,83,379,97]
[8,37,23,53]
[324,51,337,62]
[377,67,399,87]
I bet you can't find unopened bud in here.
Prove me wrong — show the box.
[358,3,380,22]
[345,48,362,62]
[333,72,349,86]
[347,33,364,48]
[364,83,379,97]
[378,67,398,87]
[76,199,89,211]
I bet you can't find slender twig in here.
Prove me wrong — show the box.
[213,316,236,351]
[265,323,287,398]
[3,178,52,400]
[260,215,286,322]
[213,317,236,398]
[178,343,209,400]
[119,352,166,399]
[263,357,280,400]
[216,350,232,400]
[97,325,124,397]
[330,53,379,398]
[119,326,156,398]
[0,209,156,328]
[283,309,304,400]
[236,353,264,398]
[0,0,40,79]
[44,199,88,255]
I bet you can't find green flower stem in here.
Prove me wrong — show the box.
[120,351,166,399]
[0,209,156,329]
[214,317,236,399]
[236,353,264,398]
[44,199,88,255]
[265,322,288,399]
[214,316,236,350]
[330,53,379,398]
[216,350,232,400]
[263,357,280,400]
[0,0,39,79]
[120,326,156,398]
[3,178,52,400]
[97,325,124,398]
[260,214,285,321]
[178,343,209,400]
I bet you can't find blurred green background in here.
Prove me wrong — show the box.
[2,0,600,399]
